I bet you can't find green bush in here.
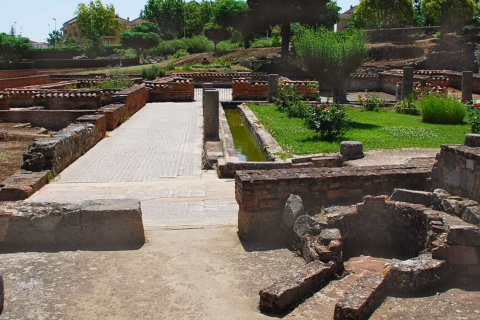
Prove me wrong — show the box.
[357,91,386,111]
[394,93,420,115]
[275,84,312,119]
[141,65,165,80]
[252,37,273,48]
[419,94,466,124]
[183,35,214,53]
[216,40,239,52]
[173,49,189,58]
[304,103,349,141]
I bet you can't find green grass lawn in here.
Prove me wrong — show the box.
[248,104,471,157]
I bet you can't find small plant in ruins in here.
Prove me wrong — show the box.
[275,83,313,119]
[94,67,133,89]
[357,91,386,111]
[467,101,480,133]
[304,102,350,141]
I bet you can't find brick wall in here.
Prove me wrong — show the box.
[113,85,149,116]
[0,110,94,130]
[173,72,268,83]
[146,77,194,102]
[232,78,268,100]
[0,69,39,78]
[2,89,102,109]
[235,166,431,240]
[432,145,480,202]
[348,74,381,92]
[0,75,52,91]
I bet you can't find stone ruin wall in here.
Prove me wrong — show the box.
[432,145,480,203]
[235,165,431,240]
[232,78,318,101]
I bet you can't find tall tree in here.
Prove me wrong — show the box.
[47,30,63,47]
[293,27,367,103]
[120,22,161,62]
[76,0,122,55]
[141,0,185,39]
[354,0,414,28]
[213,0,252,48]
[247,0,334,61]
[422,0,477,34]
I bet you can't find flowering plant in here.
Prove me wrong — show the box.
[304,103,349,140]
[467,101,480,133]
[357,91,385,111]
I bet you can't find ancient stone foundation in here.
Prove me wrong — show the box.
[0,199,145,250]
[236,165,430,240]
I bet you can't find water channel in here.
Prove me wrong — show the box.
[224,108,267,162]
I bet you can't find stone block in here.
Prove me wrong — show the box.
[448,225,480,246]
[446,246,479,265]
[461,205,480,225]
[390,188,432,206]
[340,141,364,160]
[334,275,386,320]
[259,260,334,313]
[464,134,480,147]
[282,194,305,229]
[79,199,145,246]
[0,170,51,201]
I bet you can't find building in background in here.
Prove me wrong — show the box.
[61,16,145,45]
[337,6,356,31]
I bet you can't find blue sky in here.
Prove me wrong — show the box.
[0,0,359,43]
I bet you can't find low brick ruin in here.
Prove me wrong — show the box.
[235,142,480,318]
[145,76,194,102]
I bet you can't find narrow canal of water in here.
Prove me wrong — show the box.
[224,108,267,162]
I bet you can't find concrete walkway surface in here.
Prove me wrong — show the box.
[1,97,480,319]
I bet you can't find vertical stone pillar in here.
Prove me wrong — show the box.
[402,67,414,100]
[462,71,473,102]
[267,74,279,103]
[204,90,219,141]
[202,82,213,108]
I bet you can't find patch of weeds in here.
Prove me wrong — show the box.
[380,127,439,139]
[0,152,11,162]
[121,116,130,123]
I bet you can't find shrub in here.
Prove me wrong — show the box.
[394,93,419,115]
[252,37,273,48]
[304,103,349,141]
[275,84,312,119]
[183,35,214,53]
[173,49,189,59]
[419,93,466,124]
[141,65,165,80]
[357,91,386,111]
[467,101,480,133]
[94,68,132,89]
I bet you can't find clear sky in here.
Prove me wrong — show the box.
[0,0,359,43]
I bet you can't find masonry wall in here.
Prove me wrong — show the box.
[173,72,268,83]
[146,78,194,102]
[432,145,480,202]
[232,79,267,100]
[22,114,106,175]
[113,85,149,116]
[0,110,94,130]
[0,75,53,91]
[235,166,431,240]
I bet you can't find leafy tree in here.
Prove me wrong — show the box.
[47,30,62,47]
[204,25,232,51]
[120,22,161,62]
[354,0,414,28]
[76,0,122,56]
[293,27,367,103]
[422,0,477,33]
[0,33,31,62]
[213,0,252,48]
[141,0,185,39]
[247,0,336,61]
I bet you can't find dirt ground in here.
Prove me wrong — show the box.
[0,122,51,182]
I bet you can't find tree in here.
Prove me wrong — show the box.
[141,0,185,39]
[120,22,161,62]
[0,33,31,62]
[293,27,367,103]
[247,0,335,61]
[213,0,252,48]
[76,0,122,56]
[422,0,477,33]
[47,30,62,47]
[204,25,232,51]
[354,0,414,28]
